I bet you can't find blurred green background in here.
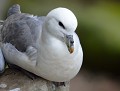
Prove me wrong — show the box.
[0,0,120,79]
[1,0,120,91]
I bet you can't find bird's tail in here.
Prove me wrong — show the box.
[7,4,21,17]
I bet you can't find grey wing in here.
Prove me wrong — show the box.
[1,14,45,52]
[2,20,34,52]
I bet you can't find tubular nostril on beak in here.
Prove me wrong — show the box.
[70,40,74,44]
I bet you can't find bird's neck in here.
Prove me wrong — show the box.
[41,27,54,44]
[39,26,69,57]
[41,25,61,44]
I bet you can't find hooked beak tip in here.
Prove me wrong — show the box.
[68,47,74,54]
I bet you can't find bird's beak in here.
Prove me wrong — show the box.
[65,35,74,54]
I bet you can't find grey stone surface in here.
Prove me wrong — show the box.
[0,69,69,91]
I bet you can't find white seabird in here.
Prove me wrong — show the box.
[1,4,83,82]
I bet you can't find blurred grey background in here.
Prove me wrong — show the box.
[0,0,120,91]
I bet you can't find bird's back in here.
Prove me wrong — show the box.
[1,5,45,52]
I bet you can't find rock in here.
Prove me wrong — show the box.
[0,68,70,91]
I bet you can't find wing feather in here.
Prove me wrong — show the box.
[2,13,45,52]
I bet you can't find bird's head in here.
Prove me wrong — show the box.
[44,7,78,54]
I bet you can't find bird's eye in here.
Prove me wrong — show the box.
[58,21,65,29]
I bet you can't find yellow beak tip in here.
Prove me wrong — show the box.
[69,48,74,54]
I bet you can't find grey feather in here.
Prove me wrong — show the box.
[2,6,45,52]
[0,21,4,70]
[7,4,21,17]
[0,48,5,73]
[0,20,4,25]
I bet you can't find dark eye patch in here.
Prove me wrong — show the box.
[59,21,65,29]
